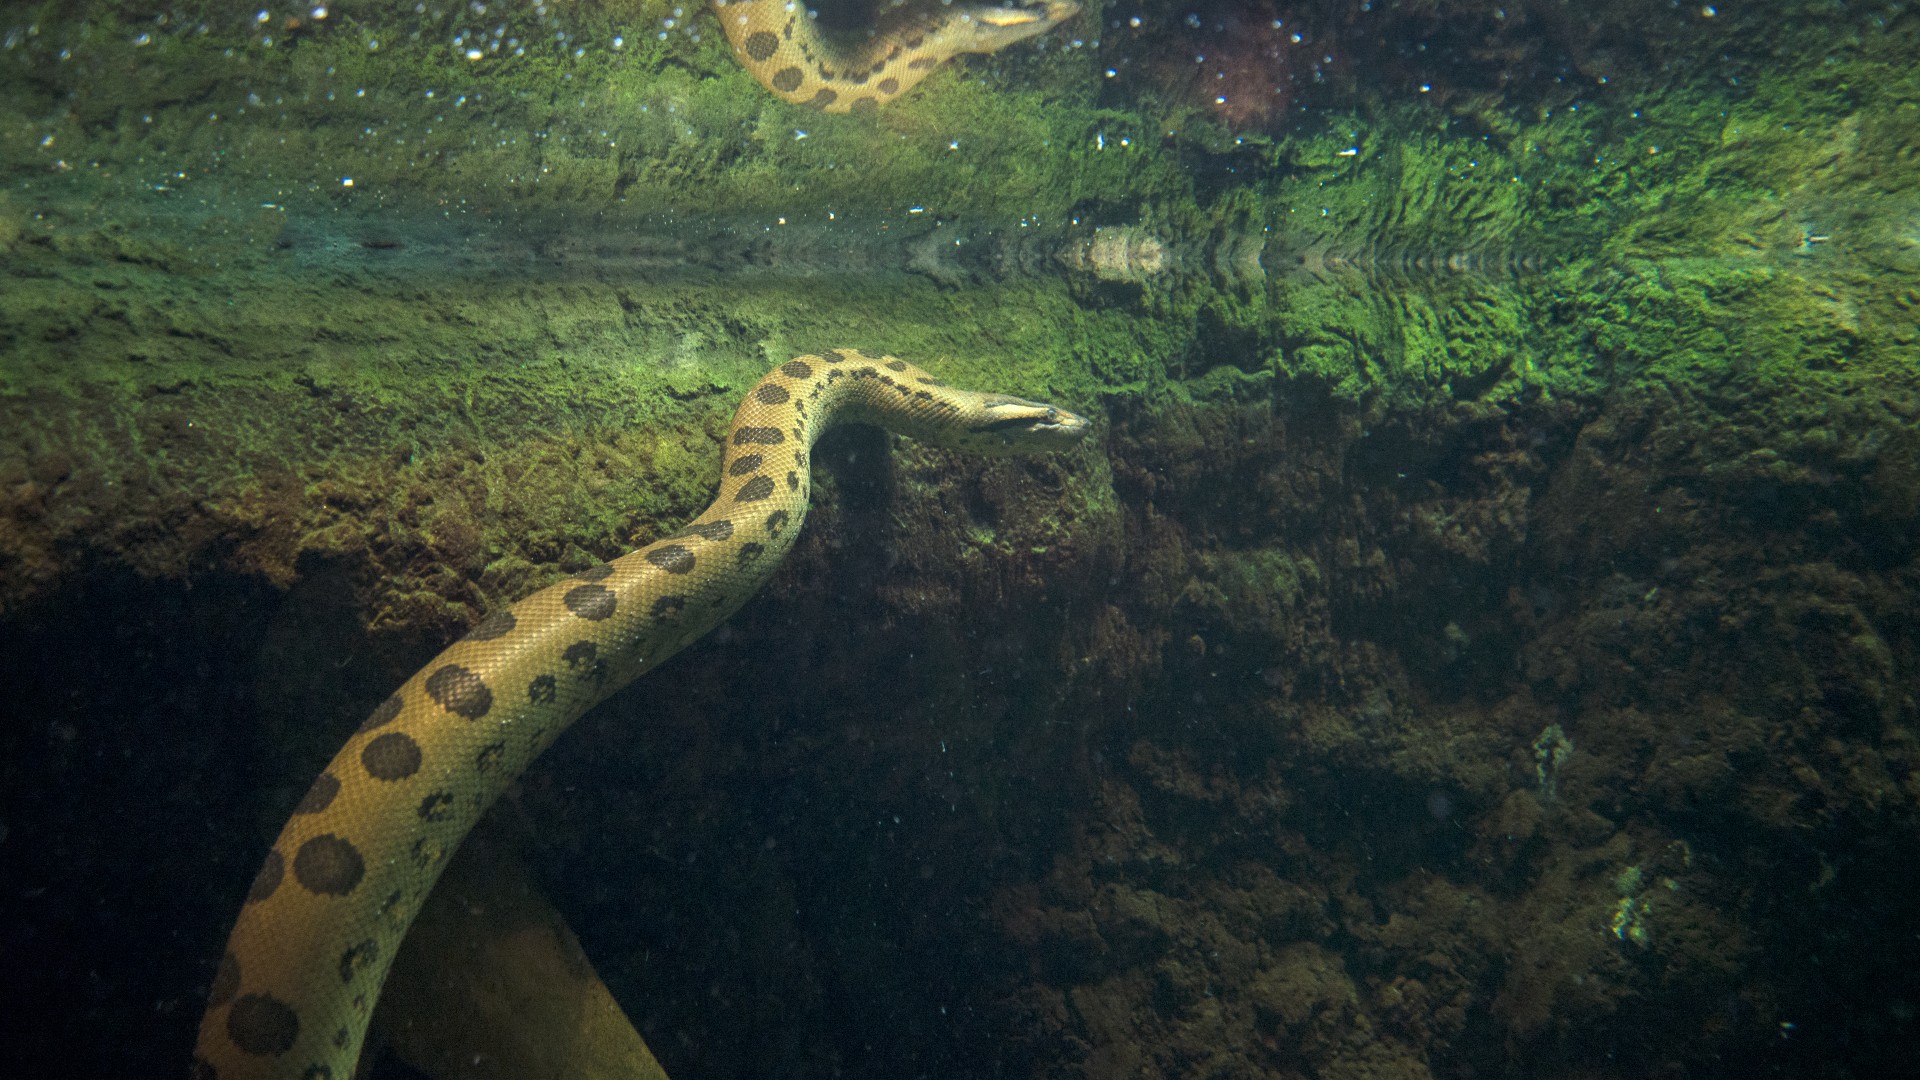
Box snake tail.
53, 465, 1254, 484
711, 0, 1081, 113
193, 351, 1088, 1080
373, 816, 671, 1080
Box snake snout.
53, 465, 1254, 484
966, 397, 1091, 452
1037, 405, 1093, 446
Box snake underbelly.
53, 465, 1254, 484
193, 352, 1087, 1080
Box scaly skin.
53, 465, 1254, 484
192, 351, 1088, 1080
711, 0, 1081, 112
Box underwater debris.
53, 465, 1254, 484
1611, 865, 1651, 948
1059, 224, 1172, 284
1532, 722, 1573, 800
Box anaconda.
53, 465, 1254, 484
193, 352, 1088, 1079
713, 0, 1080, 112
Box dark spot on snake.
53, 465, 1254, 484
729, 453, 764, 477
738, 542, 767, 565
294, 773, 340, 815
781, 359, 814, 379
735, 475, 775, 503
426, 665, 492, 719
465, 609, 517, 640
563, 640, 598, 672
417, 791, 455, 823
247, 850, 285, 903
651, 595, 687, 617
771, 66, 804, 93
905, 35, 925, 49
227, 992, 300, 1056
357, 693, 403, 734
917, 375, 945, 385
885, 359, 908, 371
878, 77, 900, 95
338, 939, 378, 984
766, 509, 790, 535
564, 583, 618, 619
908, 55, 936, 70
734, 425, 784, 445
210, 952, 241, 1008
361, 731, 423, 781
914, 389, 934, 400
645, 544, 696, 575
475, 741, 505, 772
528, 673, 557, 704
742, 29, 779, 61
754, 383, 791, 405
683, 519, 735, 540
294, 834, 365, 896
575, 562, 616, 581
809, 87, 838, 108
333, 1028, 351, 1050
787, 471, 799, 491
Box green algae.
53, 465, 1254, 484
0, 0, 1161, 613
1099, 1, 1918, 412
0, 3, 1167, 218
4, 0, 1919, 614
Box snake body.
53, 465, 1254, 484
712, 0, 1080, 112
193, 352, 1088, 1079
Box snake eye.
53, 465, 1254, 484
1046, 408, 1058, 421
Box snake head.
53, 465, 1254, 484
954, 1, 1082, 53
959, 395, 1092, 454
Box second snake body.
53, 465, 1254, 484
712, 0, 1080, 112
